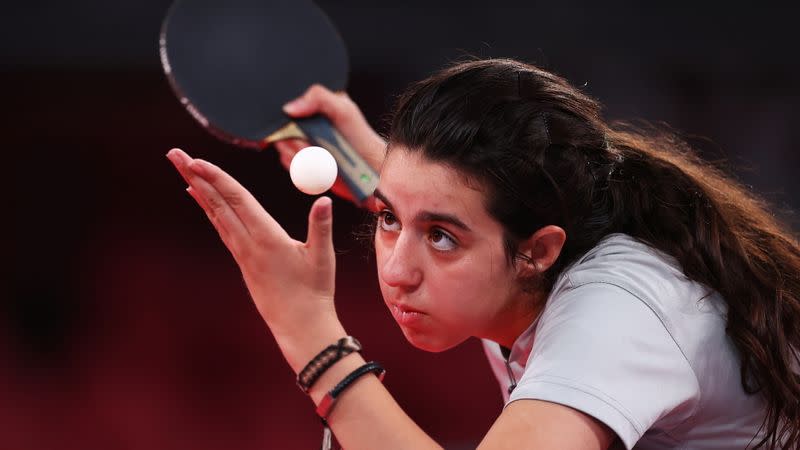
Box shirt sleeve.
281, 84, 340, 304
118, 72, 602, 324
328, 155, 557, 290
508, 281, 700, 449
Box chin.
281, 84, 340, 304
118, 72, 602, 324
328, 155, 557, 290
401, 327, 464, 353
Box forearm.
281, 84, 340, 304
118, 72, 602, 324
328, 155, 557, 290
168, 148, 433, 448
279, 328, 443, 450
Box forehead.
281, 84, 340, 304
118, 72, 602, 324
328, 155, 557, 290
377, 147, 489, 221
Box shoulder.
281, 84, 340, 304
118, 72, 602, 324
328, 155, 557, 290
508, 234, 766, 448
511, 234, 708, 448
549, 234, 736, 381
550, 234, 727, 347
554, 233, 693, 300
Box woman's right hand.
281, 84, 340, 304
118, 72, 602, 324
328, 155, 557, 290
167, 148, 346, 374
277, 85, 386, 208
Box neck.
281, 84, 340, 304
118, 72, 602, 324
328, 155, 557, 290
488, 291, 544, 349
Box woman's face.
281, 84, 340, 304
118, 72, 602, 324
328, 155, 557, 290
374, 148, 535, 351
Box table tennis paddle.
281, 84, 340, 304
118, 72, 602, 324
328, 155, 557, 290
159, 0, 378, 202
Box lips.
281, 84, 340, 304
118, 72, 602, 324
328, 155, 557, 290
390, 303, 426, 327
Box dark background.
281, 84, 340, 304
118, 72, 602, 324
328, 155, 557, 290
4, 1, 798, 449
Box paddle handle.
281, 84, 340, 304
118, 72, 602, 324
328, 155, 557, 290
295, 115, 379, 203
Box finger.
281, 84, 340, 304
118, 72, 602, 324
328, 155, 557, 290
274, 139, 307, 155
167, 148, 231, 208
188, 159, 291, 245
274, 139, 307, 171
281, 86, 386, 174
278, 152, 292, 171
167, 148, 201, 186
169, 149, 238, 232
186, 186, 240, 250
282, 84, 355, 123
305, 196, 335, 268
184, 172, 250, 254
169, 148, 231, 231
185, 185, 210, 212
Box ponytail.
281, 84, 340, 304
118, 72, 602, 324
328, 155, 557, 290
605, 126, 800, 449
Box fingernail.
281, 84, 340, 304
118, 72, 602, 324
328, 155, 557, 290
316, 196, 332, 220
282, 98, 308, 114
185, 186, 199, 203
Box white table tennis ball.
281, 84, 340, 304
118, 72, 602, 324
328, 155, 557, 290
289, 146, 338, 195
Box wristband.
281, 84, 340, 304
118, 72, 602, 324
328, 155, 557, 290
315, 361, 385, 450
316, 361, 386, 423
297, 336, 362, 394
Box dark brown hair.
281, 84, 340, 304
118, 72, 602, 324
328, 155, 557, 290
388, 58, 799, 448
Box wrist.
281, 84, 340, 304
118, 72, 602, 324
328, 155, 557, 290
307, 352, 367, 406
271, 318, 348, 374
296, 336, 362, 394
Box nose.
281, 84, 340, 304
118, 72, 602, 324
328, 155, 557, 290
378, 231, 423, 290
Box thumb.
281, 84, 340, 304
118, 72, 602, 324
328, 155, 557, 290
306, 196, 334, 265
282, 84, 353, 123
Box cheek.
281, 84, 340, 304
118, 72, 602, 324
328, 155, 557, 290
433, 254, 513, 312
427, 262, 491, 309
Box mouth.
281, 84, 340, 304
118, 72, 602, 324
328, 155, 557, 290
390, 303, 426, 326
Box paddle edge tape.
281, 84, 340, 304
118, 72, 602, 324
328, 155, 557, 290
158, 1, 262, 150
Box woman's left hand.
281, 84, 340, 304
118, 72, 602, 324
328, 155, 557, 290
167, 148, 346, 373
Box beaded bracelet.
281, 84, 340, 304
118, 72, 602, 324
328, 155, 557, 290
297, 336, 362, 394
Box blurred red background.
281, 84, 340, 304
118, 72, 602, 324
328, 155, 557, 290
4, 69, 503, 449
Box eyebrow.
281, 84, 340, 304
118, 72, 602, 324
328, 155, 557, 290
373, 189, 472, 232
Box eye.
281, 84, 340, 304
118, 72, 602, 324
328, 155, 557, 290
428, 228, 458, 252
377, 210, 401, 232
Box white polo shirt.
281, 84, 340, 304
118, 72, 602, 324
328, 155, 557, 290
482, 233, 767, 449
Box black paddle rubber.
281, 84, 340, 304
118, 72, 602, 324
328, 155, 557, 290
160, 0, 378, 201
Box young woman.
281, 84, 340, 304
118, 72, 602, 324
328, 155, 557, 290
167, 59, 799, 449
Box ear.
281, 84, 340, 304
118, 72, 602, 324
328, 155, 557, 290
516, 225, 566, 275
